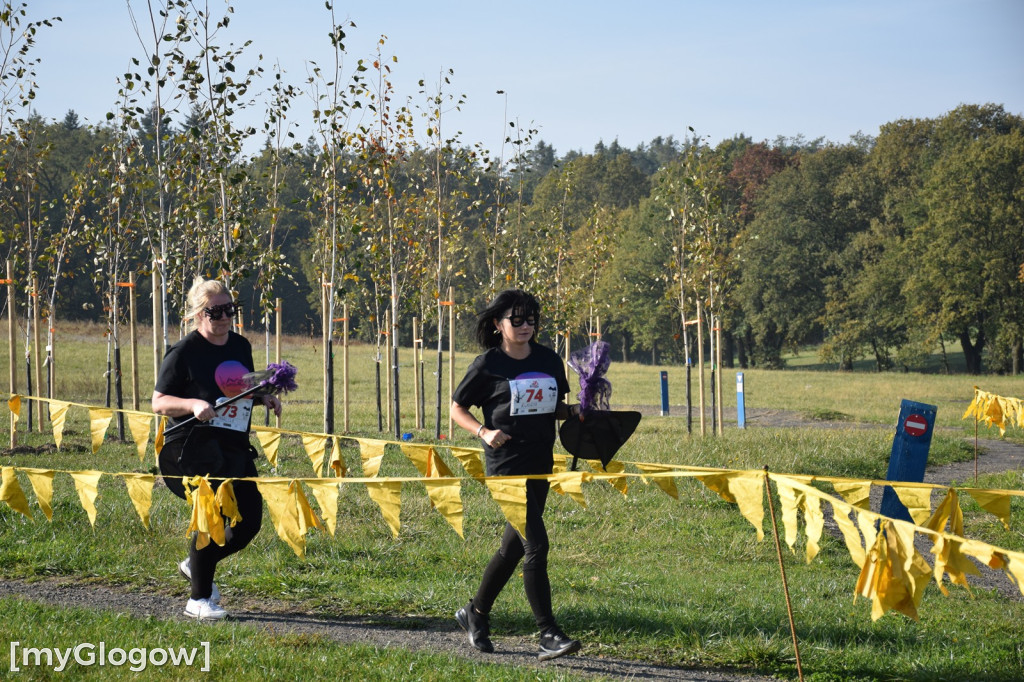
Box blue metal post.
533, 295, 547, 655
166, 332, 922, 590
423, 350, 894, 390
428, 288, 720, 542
736, 372, 746, 429
660, 371, 669, 416
879, 399, 938, 523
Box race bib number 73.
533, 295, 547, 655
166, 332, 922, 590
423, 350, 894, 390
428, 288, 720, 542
509, 376, 558, 416
208, 397, 253, 432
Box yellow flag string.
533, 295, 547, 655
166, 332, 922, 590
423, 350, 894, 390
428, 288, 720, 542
963, 387, 1024, 436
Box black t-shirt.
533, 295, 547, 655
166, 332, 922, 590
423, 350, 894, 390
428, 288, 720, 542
154, 330, 256, 445
452, 343, 569, 476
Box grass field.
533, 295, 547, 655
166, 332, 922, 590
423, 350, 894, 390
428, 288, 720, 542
1, 322, 1022, 680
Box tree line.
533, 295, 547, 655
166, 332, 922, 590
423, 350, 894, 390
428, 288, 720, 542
1, 2, 1022, 379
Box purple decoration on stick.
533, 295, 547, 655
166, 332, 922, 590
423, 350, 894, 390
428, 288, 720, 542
568, 341, 612, 415
265, 361, 299, 393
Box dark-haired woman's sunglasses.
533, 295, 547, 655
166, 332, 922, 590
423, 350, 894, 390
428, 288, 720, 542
203, 302, 242, 320
504, 315, 537, 328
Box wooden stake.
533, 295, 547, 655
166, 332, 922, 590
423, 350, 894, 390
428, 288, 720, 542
7, 261, 17, 448
696, 303, 706, 436
716, 323, 724, 435
275, 297, 282, 429
128, 280, 140, 411
764, 466, 805, 682
447, 286, 454, 439
413, 316, 422, 430
151, 262, 161, 393
31, 274, 42, 432
343, 301, 349, 433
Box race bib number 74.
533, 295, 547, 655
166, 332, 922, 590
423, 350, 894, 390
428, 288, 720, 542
509, 376, 558, 416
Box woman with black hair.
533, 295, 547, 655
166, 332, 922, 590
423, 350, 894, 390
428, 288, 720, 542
450, 289, 582, 661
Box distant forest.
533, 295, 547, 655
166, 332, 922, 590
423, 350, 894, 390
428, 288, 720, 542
1, 4, 1022, 375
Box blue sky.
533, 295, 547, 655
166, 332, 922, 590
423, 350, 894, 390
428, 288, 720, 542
27, 0, 1024, 156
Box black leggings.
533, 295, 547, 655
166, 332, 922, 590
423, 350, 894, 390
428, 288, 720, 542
473, 479, 556, 632
159, 440, 263, 601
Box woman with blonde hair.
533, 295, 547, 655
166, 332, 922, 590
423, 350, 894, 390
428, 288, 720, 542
153, 278, 281, 620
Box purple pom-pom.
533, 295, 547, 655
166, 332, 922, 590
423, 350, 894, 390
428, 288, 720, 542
266, 361, 299, 393
568, 341, 612, 415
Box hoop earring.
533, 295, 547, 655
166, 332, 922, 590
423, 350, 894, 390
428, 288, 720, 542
493, 328, 500, 335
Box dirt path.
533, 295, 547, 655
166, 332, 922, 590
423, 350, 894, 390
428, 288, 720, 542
2, 413, 1022, 681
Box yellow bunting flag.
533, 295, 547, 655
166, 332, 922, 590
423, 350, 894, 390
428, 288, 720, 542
551, 471, 589, 507
70, 470, 103, 526
424, 480, 464, 538
49, 401, 70, 450
924, 489, 964, 536
358, 439, 388, 477
154, 417, 165, 456
401, 443, 434, 475
127, 413, 153, 461
121, 473, 155, 530
697, 471, 765, 540
775, 478, 803, 553
449, 447, 486, 481
365, 480, 402, 537
484, 477, 527, 538
832, 479, 872, 510
965, 489, 1012, 530
306, 480, 340, 536
929, 535, 980, 595
0, 466, 32, 518
802, 489, 825, 563
329, 438, 346, 477
215, 481, 242, 529
22, 468, 55, 521
599, 460, 629, 496
256, 479, 322, 559
88, 408, 114, 454
185, 477, 225, 550
634, 463, 679, 500
830, 499, 867, 568
889, 485, 934, 525
855, 521, 931, 621
1004, 553, 1024, 596
302, 435, 328, 476
256, 430, 282, 468
8, 394, 20, 425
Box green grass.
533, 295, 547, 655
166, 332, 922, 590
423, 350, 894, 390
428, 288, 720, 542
1, 322, 1023, 680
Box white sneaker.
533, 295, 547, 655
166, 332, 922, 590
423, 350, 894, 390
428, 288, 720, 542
184, 598, 228, 621
178, 558, 221, 604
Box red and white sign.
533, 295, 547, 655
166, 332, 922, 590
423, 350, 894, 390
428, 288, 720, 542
904, 414, 929, 437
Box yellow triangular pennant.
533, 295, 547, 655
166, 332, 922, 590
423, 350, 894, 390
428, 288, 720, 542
830, 498, 867, 568
449, 446, 486, 481
121, 473, 155, 530
358, 439, 388, 478
832, 479, 872, 509
302, 434, 328, 477
401, 443, 433, 475
551, 471, 589, 507
964, 489, 1011, 530
697, 471, 765, 540
22, 467, 55, 521
423, 479, 464, 538
49, 401, 70, 450
306, 480, 340, 536
0, 466, 32, 518
484, 477, 527, 538
634, 463, 679, 499
8, 394, 21, 425
329, 438, 346, 477
184, 476, 224, 549
365, 480, 402, 537
889, 485, 934, 525
69, 470, 103, 526
127, 413, 153, 461
255, 429, 282, 468
88, 408, 114, 454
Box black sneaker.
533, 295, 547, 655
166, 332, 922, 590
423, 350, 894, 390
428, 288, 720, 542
538, 627, 581, 661
455, 601, 494, 653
